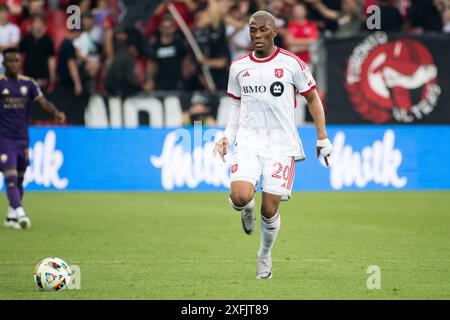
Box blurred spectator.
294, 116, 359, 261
444, 6, 450, 33
183, 92, 216, 125
90, 0, 113, 46
376, 0, 404, 32
0, 0, 22, 24
307, 0, 340, 32
224, 4, 251, 60
74, 12, 100, 81
0, 3, 20, 73
104, 29, 147, 98
102, 15, 117, 61
78, 0, 93, 14
19, 0, 47, 36
145, 0, 198, 40
147, 15, 188, 91
305, 0, 364, 37
408, 0, 443, 33
285, 3, 319, 65
55, 29, 88, 125
19, 14, 56, 92
434, 0, 450, 32
46, 0, 70, 10
192, 2, 230, 91
237, 0, 265, 16
434, 0, 450, 12
267, 0, 288, 48
444, 9, 450, 32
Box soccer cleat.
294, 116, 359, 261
17, 215, 31, 229
4, 217, 21, 229
241, 199, 255, 235
256, 255, 272, 279
15, 207, 31, 229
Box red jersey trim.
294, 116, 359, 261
249, 47, 280, 63
231, 53, 250, 65
293, 85, 297, 109
227, 92, 241, 100
280, 49, 308, 71
300, 84, 317, 96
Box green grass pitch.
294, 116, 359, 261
0, 191, 449, 299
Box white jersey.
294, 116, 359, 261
227, 47, 317, 160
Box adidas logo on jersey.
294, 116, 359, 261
242, 71, 250, 77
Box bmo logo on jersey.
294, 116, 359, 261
270, 82, 284, 97
242, 85, 267, 94
242, 82, 285, 96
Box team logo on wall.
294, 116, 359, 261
345, 32, 441, 123
274, 68, 283, 78
270, 82, 284, 97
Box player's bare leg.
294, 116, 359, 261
256, 192, 282, 279
229, 181, 256, 235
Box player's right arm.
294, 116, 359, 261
214, 62, 241, 162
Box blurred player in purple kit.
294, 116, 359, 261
0, 47, 65, 229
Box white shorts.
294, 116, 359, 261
230, 153, 296, 201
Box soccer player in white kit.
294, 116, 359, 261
214, 11, 333, 279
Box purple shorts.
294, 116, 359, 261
0, 138, 29, 172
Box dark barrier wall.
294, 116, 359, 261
325, 32, 450, 124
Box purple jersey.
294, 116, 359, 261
0, 74, 43, 141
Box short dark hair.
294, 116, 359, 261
30, 13, 46, 23
0, 3, 9, 11
3, 47, 20, 56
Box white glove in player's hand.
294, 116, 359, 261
316, 138, 333, 167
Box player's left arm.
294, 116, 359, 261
35, 96, 66, 124
30, 80, 66, 123
304, 89, 333, 166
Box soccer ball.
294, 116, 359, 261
34, 257, 72, 291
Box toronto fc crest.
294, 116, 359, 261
274, 68, 283, 78
345, 32, 441, 123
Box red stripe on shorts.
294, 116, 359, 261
287, 158, 295, 191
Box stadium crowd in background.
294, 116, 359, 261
0, 0, 449, 125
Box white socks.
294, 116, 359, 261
7, 207, 15, 219
229, 198, 281, 257
15, 207, 26, 218
6, 207, 25, 219
258, 212, 281, 258
229, 197, 255, 212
